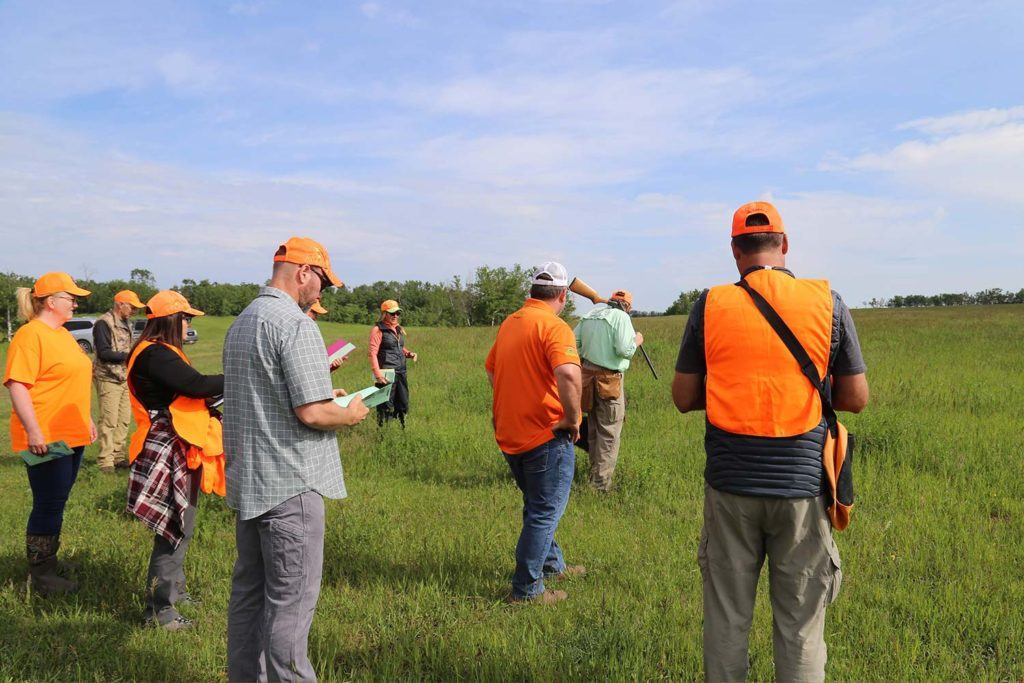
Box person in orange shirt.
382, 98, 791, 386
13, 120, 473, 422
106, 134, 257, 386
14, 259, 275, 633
369, 300, 417, 427
125, 291, 224, 631
3, 272, 96, 596
485, 262, 584, 604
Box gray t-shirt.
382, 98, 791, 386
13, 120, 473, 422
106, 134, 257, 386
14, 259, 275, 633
675, 273, 867, 376
223, 287, 345, 521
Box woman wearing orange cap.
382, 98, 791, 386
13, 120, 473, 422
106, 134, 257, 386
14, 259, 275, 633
369, 299, 417, 427
125, 290, 225, 631
3, 272, 96, 596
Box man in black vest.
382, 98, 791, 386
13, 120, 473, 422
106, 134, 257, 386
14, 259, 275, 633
672, 201, 869, 682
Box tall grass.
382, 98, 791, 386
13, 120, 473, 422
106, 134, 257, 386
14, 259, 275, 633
0, 306, 1021, 681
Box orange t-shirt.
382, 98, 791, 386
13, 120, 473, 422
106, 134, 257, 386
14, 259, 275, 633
485, 299, 580, 455
4, 319, 93, 451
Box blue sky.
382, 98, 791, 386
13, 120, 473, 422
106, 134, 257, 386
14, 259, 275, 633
1, 0, 1021, 309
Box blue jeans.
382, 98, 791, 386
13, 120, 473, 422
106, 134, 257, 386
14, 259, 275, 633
504, 433, 575, 599
25, 446, 84, 536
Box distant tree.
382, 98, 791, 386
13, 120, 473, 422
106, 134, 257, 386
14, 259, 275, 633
469, 265, 531, 326
665, 289, 703, 315
0, 272, 33, 340
130, 268, 157, 290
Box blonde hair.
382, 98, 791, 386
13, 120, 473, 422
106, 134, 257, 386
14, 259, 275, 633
15, 287, 47, 322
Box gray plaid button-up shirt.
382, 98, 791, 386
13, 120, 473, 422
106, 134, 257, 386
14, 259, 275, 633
223, 287, 346, 520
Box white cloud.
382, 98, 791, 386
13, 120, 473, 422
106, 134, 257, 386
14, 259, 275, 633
829, 105, 1024, 206
899, 106, 1024, 136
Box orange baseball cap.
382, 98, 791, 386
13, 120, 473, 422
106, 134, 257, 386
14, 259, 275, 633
273, 237, 343, 287
114, 290, 145, 308
145, 290, 204, 319
380, 300, 401, 314
609, 290, 633, 307
731, 201, 785, 237
33, 272, 91, 298
310, 300, 328, 315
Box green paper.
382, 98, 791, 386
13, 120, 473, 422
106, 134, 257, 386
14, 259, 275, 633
19, 441, 76, 466
334, 381, 394, 409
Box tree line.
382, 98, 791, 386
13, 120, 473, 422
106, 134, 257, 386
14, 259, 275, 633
865, 288, 1024, 308
0, 266, 578, 339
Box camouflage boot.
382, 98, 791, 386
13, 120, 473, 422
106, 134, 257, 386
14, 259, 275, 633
27, 534, 79, 596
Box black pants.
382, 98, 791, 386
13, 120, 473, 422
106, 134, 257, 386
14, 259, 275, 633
26, 447, 84, 535
377, 370, 409, 423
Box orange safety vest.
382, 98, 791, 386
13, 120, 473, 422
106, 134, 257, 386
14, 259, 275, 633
704, 268, 834, 437
127, 341, 226, 496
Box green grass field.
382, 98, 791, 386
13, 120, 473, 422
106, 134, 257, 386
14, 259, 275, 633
0, 306, 1022, 681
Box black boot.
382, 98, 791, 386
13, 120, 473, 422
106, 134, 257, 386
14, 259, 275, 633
27, 534, 78, 596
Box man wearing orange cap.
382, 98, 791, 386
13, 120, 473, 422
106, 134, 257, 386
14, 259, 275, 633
92, 289, 146, 473
573, 289, 643, 491
672, 202, 869, 682
224, 237, 369, 682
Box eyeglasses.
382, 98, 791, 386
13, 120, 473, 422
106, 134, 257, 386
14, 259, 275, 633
308, 266, 331, 292
51, 294, 77, 306
183, 314, 194, 323
387, 311, 400, 316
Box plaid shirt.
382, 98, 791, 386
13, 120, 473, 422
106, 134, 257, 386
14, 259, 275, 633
126, 413, 194, 548
223, 287, 345, 521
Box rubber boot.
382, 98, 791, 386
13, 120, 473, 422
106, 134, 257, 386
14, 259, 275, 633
27, 534, 79, 596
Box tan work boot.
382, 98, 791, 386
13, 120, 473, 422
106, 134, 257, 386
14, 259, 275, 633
549, 565, 587, 581
27, 534, 79, 596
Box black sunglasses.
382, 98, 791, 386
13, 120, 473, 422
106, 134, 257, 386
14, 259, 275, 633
183, 314, 194, 323
310, 267, 331, 292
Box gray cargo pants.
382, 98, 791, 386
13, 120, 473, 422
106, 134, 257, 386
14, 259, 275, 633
227, 491, 325, 683
698, 485, 842, 683
143, 473, 197, 625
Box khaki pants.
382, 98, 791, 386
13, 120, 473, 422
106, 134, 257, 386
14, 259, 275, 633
94, 379, 131, 468
698, 485, 842, 683
587, 384, 624, 491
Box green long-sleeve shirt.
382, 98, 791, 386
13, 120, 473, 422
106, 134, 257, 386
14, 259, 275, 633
573, 303, 638, 372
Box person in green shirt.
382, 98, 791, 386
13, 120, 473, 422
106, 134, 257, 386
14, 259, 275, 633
573, 290, 643, 491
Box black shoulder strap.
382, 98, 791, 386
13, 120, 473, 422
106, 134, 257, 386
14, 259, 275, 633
735, 278, 838, 435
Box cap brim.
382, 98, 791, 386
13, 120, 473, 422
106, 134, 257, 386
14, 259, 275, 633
68, 285, 91, 296
325, 266, 343, 288
186, 307, 204, 317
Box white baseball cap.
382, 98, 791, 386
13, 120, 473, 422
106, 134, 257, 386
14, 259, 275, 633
531, 261, 569, 287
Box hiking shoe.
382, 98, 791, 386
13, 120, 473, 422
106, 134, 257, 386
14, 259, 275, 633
114, 460, 131, 469
99, 465, 116, 474
506, 589, 568, 605
146, 616, 194, 631
176, 592, 202, 607
548, 565, 587, 581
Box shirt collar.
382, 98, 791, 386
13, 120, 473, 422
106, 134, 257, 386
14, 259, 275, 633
741, 265, 796, 279
259, 286, 292, 300
523, 298, 556, 315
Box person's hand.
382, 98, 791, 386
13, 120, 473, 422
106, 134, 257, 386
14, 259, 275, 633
635, 332, 644, 346
343, 394, 370, 425
89, 420, 98, 444
329, 358, 343, 372
552, 416, 580, 443
410, 352, 418, 363
373, 371, 389, 385
27, 429, 48, 455
332, 388, 348, 398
